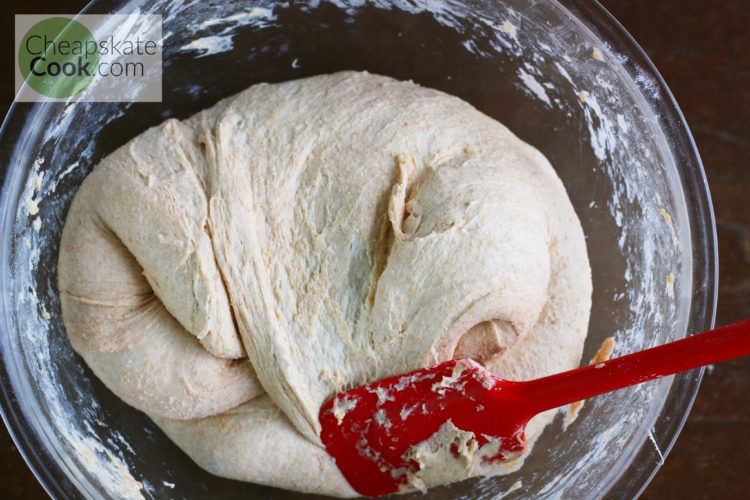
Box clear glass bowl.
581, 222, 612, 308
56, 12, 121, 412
0, 1, 717, 498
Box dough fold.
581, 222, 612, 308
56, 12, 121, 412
58, 119, 262, 420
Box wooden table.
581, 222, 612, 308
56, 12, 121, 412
0, 1, 747, 497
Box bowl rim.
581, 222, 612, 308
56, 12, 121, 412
558, 1, 718, 498
0, 1, 718, 499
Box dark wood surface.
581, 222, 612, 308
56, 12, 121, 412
0, 1, 747, 498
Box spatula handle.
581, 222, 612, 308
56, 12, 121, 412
520, 319, 750, 415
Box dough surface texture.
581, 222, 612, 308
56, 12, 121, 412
58, 71, 592, 496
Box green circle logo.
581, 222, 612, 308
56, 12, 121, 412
18, 17, 99, 98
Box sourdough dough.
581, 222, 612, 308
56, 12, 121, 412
58, 72, 592, 496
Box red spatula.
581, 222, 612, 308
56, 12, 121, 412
320, 319, 750, 497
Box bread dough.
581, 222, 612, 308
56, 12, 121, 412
58, 72, 592, 496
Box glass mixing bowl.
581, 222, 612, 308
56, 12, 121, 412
0, 0, 717, 498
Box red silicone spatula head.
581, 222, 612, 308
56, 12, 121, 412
319, 359, 530, 497
320, 319, 750, 497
